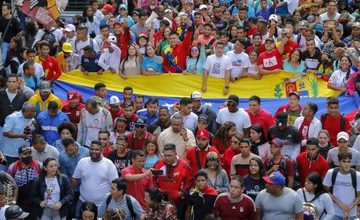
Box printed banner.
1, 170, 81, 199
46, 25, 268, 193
18, 0, 67, 26
58, 70, 341, 99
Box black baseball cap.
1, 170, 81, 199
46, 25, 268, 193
227, 94, 239, 105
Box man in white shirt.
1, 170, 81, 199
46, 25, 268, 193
216, 94, 252, 137
98, 36, 121, 74
227, 38, 250, 80
94, 24, 112, 49
172, 97, 198, 133
72, 140, 118, 215
77, 98, 113, 148
202, 41, 232, 95
64, 24, 77, 49
74, 24, 100, 57
17, 49, 45, 79
31, 134, 59, 163
319, 0, 340, 23
157, 114, 195, 158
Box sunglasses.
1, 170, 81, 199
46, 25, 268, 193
135, 124, 145, 128
191, 48, 199, 52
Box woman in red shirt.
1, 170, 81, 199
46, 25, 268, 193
213, 121, 237, 155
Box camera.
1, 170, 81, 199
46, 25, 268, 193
150, 169, 164, 175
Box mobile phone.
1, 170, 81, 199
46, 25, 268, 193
151, 169, 163, 175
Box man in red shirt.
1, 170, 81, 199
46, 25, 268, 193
62, 91, 85, 125
186, 128, 219, 175
121, 150, 153, 209
257, 38, 283, 75
321, 97, 350, 147
163, 18, 193, 73
35, 41, 62, 82
153, 143, 191, 219
98, 130, 113, 157
213, 175, 257, 220
121, 100, 138, 132
296, 138, 329, 187
246, 95, 275, 135
108, 95, 124, 121
245, 33, 265, 54
127, 117, 155, 151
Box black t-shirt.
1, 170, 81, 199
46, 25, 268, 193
267, 125, 301, 144
0, 16, 21, 43
107, 149, 133, 176
243, 175, 266, 201
188, 191, 217, 220
302, 48, 322, 70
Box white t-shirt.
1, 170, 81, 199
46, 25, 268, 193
216, 107, 252, 133
227, 51, 250, 79
84, 110, 108, 147
44, 176, 60, 208
327, 147, 360, 167
98, 44, 122, 73
74, 38, 100, 56
73, 157, 118, 206
319, 12, 340, 24
323, 169, 360, 217
204, 54, 232, 78
17, 62, 45, 79
329, 69, 354, 88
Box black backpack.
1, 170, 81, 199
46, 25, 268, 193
329, 167, 357, 198
41, 29, 56, 45
105, 194, 136, 220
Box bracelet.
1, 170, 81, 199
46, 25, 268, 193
224, 85, 229, 89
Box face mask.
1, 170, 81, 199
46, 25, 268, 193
21, 156, 32, 165
321, 59, 328, 65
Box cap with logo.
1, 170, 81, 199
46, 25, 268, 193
276, 112, 288, 126
196, 128, 210, 139
39, 81, 51, 92
263, 171, 285, 187
67, 91, 80, 103
337, 131, 349, 141
198, 114, 208, 123
135, 117, 146, 126
185, 0, 194, 4
269, 14, 278, 22
269, 138, 284, 148
18, 145, 32, 155
109, 96, 121, 106
62, 42, 73, 53
191, 91, 202, 100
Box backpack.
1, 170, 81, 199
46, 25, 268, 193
41, 29, 56, 45
320, 113, 346, 131
266, 155, 296, 176
106, 194, 136, 220
329, 167, 357, 198
301, 188, 322, 220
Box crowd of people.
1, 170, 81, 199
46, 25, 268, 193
0, 0, 360, 219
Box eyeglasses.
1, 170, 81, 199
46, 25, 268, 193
191, 48, 199, 52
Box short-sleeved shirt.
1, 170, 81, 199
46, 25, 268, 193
257, 50, 283, 71
107, 150, 133, 176
216, 108, 252, 133
255, 187, 303, 220
72, 157, 118, 205
323, 168, 360, 217
141, 56, 163, 73
227, 51, 250, 79
214, 193, 257, 220
98, 193, 144, 219
81, 53, 102, 72
327, 147, 360, 168
204, 54, 232, 78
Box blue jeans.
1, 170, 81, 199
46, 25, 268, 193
1, 42, 9, 65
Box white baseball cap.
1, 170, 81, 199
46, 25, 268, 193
199, 4, 208, 10
109, 96, 120, 106
108, 35, 117, 43
64, 24, 76, 32
337, 131, 349, 141
191, 91, 202, 100
269, 14, 279, 22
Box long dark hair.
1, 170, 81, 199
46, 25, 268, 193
307, 172, 326, 196
249, 157, 266, 178
83, 6, 94, 22
121, 45, 139, 73
39, 157, 60, 180
340, 55, 353, 80
250, 124, 267, 144
215, 121, 236, 147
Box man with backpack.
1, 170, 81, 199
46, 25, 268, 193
323, 152, 360, 220
34, 26, 63, 56
264, 138, 296, 189
321, 97, 351, 147
98, 178, 144, 219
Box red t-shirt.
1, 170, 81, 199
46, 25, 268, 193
257, 49, 283, 70
127, 132, 155, 151
62, 103, 85, 124
214, 193, 257, 220
102, 145, 112, 157
222, 147, 241, 177
108, 107, 124, 123
245, 44, 265, 54
322, 113, 350, 147
121, 165, 153, 209
296, 152, 329, 187
213, 137, 231, 155
186, 146, 219, 175
245, 108, 275, 135
283, 40, 299, 58
37, 55, 62, 81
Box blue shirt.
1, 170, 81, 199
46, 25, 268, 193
283, 60, 306, 75
141, 56, 163, 73
144, 154, 160, 169
116, 15, 135, 27
230, 5, 256, 18
37, 111, 70, 146
137, 109, 158, 128
255, 7, 274, 20
23, 74, 41, 91
58, 146, 89, 180
81, 53, 102, 72
2, 111, 35, 157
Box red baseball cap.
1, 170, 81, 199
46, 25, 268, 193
67, 91, 79, 103
102, 4, 114, 14
196, 128, 210, 139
